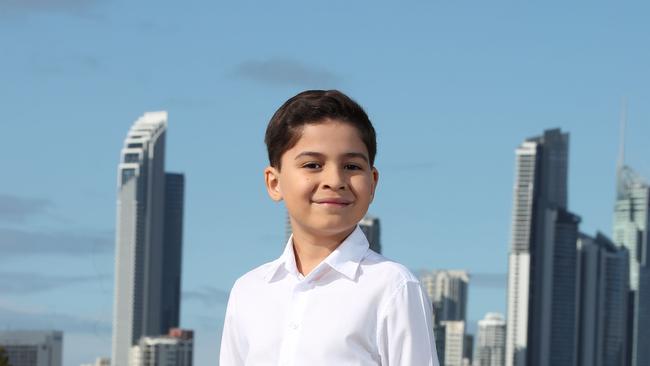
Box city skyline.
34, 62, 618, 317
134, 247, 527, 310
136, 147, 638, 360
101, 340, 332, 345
2, 2, 650, 365
2, 113, 645, 366
504, 125, 646, 366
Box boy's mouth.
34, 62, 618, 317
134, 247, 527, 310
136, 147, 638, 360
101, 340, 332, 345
312, 198, 352, 207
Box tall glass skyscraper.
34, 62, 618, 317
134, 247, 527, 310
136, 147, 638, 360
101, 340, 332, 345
576, 232, 629, 366
111, 112, 185, 366
613, 164, 650, 366
505, 129, 580, 366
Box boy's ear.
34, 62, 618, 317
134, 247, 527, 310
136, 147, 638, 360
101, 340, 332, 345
264, 166, 283, 201
370, 167, 379, 202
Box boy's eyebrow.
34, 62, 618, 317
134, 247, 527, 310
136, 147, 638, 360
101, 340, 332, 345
295, 151, 369, 163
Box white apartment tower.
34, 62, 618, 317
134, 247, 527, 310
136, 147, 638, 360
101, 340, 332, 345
477, 313, 506, 366
129, 329, 193, 366
81, 358, 111, 366
112, 112, 185, 366
440, 321, 466, 366
0, 330, 63, 366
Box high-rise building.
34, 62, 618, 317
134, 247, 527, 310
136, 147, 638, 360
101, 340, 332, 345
434, 324, 447, 364
505, 129, 580, 366
613, 163, 650, 366
576, 232, 629, 366
161, 172, 185, 334
440, 321, 466, 366
420, 270, 470, 366
129, 329, 193, 366
112, 112, 185, 366
0, 330, 63, 366
463, 334, 474, 366
477, 313, 506, 366
359, 215, 381, 253
420, 270, 469, 324
81, 357, 110, 366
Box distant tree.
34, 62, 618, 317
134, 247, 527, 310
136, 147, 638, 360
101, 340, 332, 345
0, 346, 10, 366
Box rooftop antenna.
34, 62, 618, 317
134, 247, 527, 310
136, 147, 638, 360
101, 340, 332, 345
618, 98, 627, 170
617, 98, 628, 198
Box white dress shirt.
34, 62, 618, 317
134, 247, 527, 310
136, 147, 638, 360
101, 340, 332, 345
220, 226, 439, 366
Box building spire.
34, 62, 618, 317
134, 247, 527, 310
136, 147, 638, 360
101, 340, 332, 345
617, 98, 629, 199
618, 98, 627, 171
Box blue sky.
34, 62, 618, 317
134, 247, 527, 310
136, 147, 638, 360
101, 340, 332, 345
2, 1, 650, 365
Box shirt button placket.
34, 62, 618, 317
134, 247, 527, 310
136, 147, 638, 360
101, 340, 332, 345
278, 282, 309, 366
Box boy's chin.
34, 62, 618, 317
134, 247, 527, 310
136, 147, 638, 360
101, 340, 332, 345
305, 220, 360, 237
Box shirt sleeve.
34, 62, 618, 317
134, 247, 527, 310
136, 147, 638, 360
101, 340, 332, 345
220, 281, 245, 366
377, 280, 440, 366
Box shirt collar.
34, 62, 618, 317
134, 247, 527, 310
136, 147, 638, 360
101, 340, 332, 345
264, 225, 370, 283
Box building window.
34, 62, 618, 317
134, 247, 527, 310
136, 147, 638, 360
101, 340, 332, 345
122, 168, 136, 184
124, 153, 139, 163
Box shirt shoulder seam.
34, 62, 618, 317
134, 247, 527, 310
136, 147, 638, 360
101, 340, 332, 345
377, 278, 420, 320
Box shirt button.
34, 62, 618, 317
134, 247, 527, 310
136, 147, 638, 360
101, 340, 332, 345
289, 322, 298, 330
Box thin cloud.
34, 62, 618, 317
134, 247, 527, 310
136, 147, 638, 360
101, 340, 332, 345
381, 161, 436, 172
232, 59, 341, 87
133, 19, 179, 34
183, 286, 230, 307
81, 56, 104, 71
0, 227, 112, 259
416, 270, 507, 289
0, 0, 101, 16
162, 97, 214, 109
0, 194, 52, 223
25, 55, 106, 78
470, 272, 507, 289
0, 305, 110, 334
192, 314, 224, 332
0, 272, 110, 294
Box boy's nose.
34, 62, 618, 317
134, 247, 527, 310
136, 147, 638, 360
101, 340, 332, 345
322, 167, 347, 190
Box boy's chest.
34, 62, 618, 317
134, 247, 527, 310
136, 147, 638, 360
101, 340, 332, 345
237, 278, 384, 365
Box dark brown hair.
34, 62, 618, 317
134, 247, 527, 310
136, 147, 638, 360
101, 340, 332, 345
264, 90, 377, 169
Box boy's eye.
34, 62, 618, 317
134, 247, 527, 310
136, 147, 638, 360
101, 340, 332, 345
344, 164, 362, 170
302, 162, 322, 169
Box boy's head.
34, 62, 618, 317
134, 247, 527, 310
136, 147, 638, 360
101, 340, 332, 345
264, 90, 379, 238
264, 90, 376, 170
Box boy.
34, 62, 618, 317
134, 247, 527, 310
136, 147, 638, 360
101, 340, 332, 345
220, 90, 439, 366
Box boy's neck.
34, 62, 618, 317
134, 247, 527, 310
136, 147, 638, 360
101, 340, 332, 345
291, 226, 356, 276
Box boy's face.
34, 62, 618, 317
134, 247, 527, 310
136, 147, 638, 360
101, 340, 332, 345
264, 120, 379, 239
